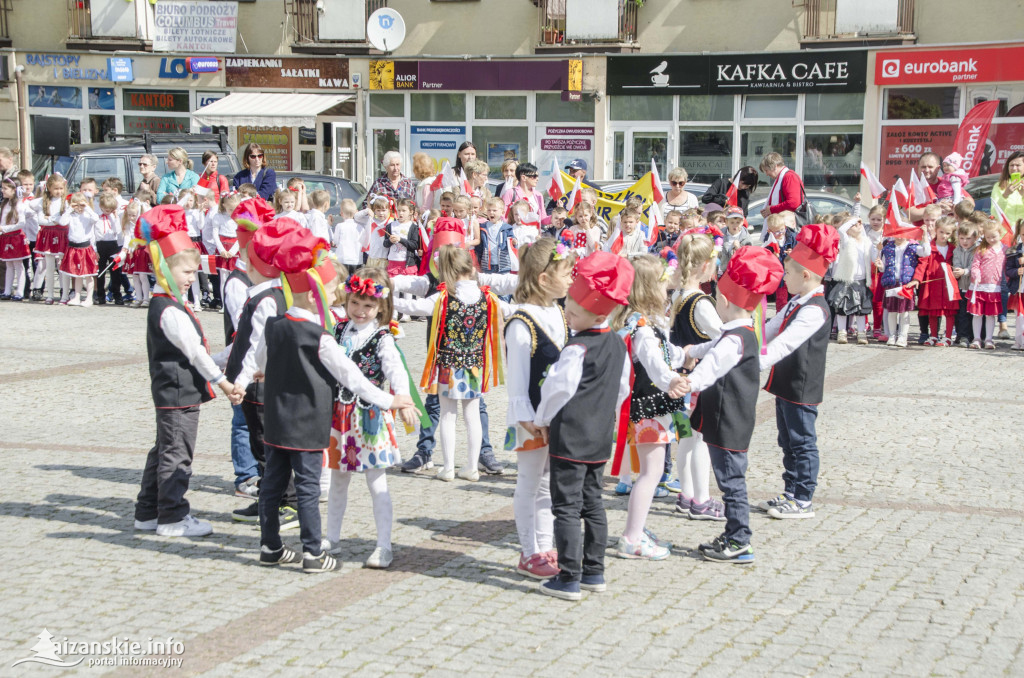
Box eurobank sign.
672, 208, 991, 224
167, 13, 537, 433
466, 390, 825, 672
874, 44, 1024, 85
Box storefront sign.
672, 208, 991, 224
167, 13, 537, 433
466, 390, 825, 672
198, 92, 227, 109
607, 51, 867, 95
107, 57, 134, 83
187, 57, 220, 74
153, 0, 238, 53
879, 123, 1024, 181
537, 127, 595, 184
410, 126, 465, 167
225, 57, 350, 89
123, 89, 190, 113
124, 115, 190, 133
875, 45, 1024, 85
237, 127, 292, 172
369, 60, 577, 91
25, 53, 109, 81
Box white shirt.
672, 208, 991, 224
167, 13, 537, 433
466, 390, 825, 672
760, 286, 828, 371
513, 224, 540, 246
152, 284, 225, 385
306, 209, 330, 242
686, 318, 753, 393
278, 209, 307, 228
333, 217, 364, 266
505, 304, 567, 425
387, 220, 413, 262
672, 288, 723, 341
631, 317, 687, 393
185, 209, 204, 239
200, 208, 218, 255
30, 197, 64, 228
210, 213, 238, 256
95, 210, 123, 243
236, 306, 395, 412
391, 272, 520, 301
19, 198, 38, 240
533, 322, 632, 428
0, 202, 25, 236
234, 278, 283, 385
336, 319, 410, 396
222, 260, 250, 334
59, 207, 99, 245
362, 218, 389, 260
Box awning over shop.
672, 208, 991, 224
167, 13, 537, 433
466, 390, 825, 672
191, 93, 351, 128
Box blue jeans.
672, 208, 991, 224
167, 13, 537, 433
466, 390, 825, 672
775, 398, 820, 502
230, 403, 258, 484
259, 447, 323, 555
416, 393, 493, 459
999, 278, 1009, 323
707, 444, 750, 545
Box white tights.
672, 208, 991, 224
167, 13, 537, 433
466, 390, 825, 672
513, 449, 552, 557
324, 468, 392, 549
888, 311, 911, 341
3, 260, 25, 296
678, 430, 712, 504
836, 315, 866, 334
972, 315, 996, 343
438, 395, 481, 473
133, 274, 151, 304
622, 443, 665, 543
1016, 313, 1024, 347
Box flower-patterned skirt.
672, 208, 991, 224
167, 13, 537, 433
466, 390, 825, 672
504, 423, 548, 454
437, 366, 483, 400
328, 400, 401, 472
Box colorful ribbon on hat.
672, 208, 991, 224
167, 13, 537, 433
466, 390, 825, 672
148, 239, 184, 304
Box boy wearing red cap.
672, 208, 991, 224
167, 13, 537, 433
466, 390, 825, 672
682, 246, 784, 563
759, 223, 840, 520
134, 205, 238, 538
233, 230, 413, 572
531, 251, 636, 600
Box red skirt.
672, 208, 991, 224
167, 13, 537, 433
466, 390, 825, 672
36, 225, 69, 256
216, 236, 237, 271
125, 247, 152, 275
59, 244, 98, 278
1007, 293, 1024, 316
0, 231, 30, 261
967, 290, 1002, 316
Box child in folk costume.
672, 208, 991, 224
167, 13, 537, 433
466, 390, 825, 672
612, 255, 689, 561
58, 192, 100, 307
504, 239, 575, 581
30, 174, 69, 304
913, 216, 961, 346
532, 251, 635, 601
134, 205, 237, 537
0, 178, 30, 300
759, 224, 840, 521
323, 268, 417, 570
876, 229, 931, 348
120, 201, 151, 308
680, 246, 783, 563
828, 216, 876, 345
559, 201, 602, 278
968, 220, 1008, 350
394, 244, 506, 482
669, 233, 725, 521
866, 205, 887, 340
1004, 219, 1024, 350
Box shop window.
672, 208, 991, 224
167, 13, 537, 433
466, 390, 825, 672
28, 86, 82, 109
88, 88, 115, 111
679, 95, 732, 122
472, 126, 529, 176
740, 127, 796, 172
803, 126, 863, 198
370, 93, 405, 118
373, 129, 401, 170
884, 87, 960, 120
610, 95, 672, 121
410, 93, 466, 122
805, 93, 864, 121
678, 128, 732, 184
475, 96, 527, 120
967, 86, 1024, 118
89, 115, 115, 144
536, 93, 595, 123
743, 95, 798, 120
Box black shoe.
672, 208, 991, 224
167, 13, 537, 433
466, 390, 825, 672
232, 501, 259, 522
400, 452, 435, 473
917, 332, 928, 345
259, 545, 302, 567
279, 506, 300, 531
478, 451, 505, 475
113, 299, 124, 306
210, 300, 222, 310
302, 550, 343, 573
697, 535, 754, 564
200, 295, 211, 309
30, 289, 43, 302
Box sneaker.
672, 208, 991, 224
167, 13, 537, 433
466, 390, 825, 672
614, 481, 633, 496
936, 337, 951, 347
259, 545, 302, 566
302, 550, 343, 574
698, 535, 754, 564
30, 289, 43, 302
660, 475, 682, 494
400, 452, 435, 473
365, 546, 393, 569
457, 467, 480, 482
539, 578, 581, 601
155, 514, 213, 537
674, 493, 693, 514
320, 538, 342, 556
688, 497, 727, 521
643, 527, 672, 550
134, 518, 157, 530
580, 574, 607, 592
477, 451, 505, 475
767, 498, 815, 519
436, 468, 455, 482
234, 477, 259, 499
886, 335, 896, 346
998, 327, 1011, 340
857, 336, 869, 345
756, 493, 791, 512
836, 331, 848, 344
872, 330, 884, 342
653, 485, 670, 499
12, 295, 22, 302
876, 333, 889, 343
517, 552, 559, 580
232, 501, 259, 522
917, 332, 928, 345
895, 335, 908, 348
924, 336, 938, 346
617, 533, 670, 560
279, 506, 300, 530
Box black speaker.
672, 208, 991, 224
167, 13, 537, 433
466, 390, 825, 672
33, 116, 71, 156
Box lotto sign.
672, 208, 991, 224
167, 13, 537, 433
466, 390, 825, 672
875, 45, 1024, 85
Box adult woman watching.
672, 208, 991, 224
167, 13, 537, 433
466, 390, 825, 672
138, 154, 160, 196
495, 158, 518, 199
453, 141, 477, 176
661, 166, 699, 216
759, 152, 804, 218
701, 166, 759, 217
412, 152, 437, 208
364, 150, 415, 207
500, 162, 544, 216
156, 147, 200, 202
196, 150, 229, 202
464, 159, 492, 200
991, 151, 1024, 225
232, 143, 277, 201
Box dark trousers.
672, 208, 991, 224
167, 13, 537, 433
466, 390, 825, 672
415, 393, 493, 458
708, 444, 751, 545
955, 298, 974, 342
241, 386, 297, 507
135, 406, 200, 524
775, 398, 820, 502
549, 457, 607, 583
95, 240, 122, 302
23, 243, 34, 296
259, 446, 323, 555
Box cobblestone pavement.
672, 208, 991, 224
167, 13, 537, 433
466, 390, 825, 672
1, 301, 1023, 677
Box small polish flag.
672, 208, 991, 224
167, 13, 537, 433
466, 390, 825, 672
650, 159, 665, 204
645, 202, 663, 248
199, 254, 216, 275
859, 162, 887, 199
725, 180, 739, 208
883, 192, 922, 240
992, 200, 1016, 247
458, 168, 472, 195
891, 178, 910, 210
546, 157, 565, 202
909, 169, 935, 208
566, 175, 583, 213
603, 223, 623, 255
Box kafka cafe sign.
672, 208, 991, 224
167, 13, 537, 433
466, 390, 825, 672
607, 50, 867, 95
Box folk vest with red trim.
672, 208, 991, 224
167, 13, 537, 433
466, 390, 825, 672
147, 294, 215, 408
764, 294, 830, 405
690, 324, 759, 452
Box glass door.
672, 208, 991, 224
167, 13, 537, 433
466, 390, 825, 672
739, 127, 797, 173
370, 125, 404, 183
611, 129, 670, 180
324, 121, 356, 179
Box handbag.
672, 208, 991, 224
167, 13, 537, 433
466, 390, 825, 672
793, 182, 816, 227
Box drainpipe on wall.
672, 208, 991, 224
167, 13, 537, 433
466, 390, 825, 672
14, 65, 30, 169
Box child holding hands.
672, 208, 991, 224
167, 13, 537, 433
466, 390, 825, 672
968, 220, 1007, 349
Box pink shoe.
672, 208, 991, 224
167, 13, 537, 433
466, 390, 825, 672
516, 552, 559, 580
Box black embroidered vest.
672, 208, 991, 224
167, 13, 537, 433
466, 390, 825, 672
504, 308, 567, 410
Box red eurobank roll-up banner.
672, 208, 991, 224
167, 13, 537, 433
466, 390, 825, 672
952, 100, 1000, 178
875, 45, 1024, 85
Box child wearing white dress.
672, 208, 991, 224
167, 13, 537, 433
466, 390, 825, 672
828, 217, 875, 344
30, 174, 69, 304
58, 192, 100, 306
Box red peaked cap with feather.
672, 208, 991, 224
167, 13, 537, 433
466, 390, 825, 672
248, 217, 302, 278
272, 228, 336, 293
718, 245, 784, 311
232, 197, 275, 249
567, 250, 634, 316
140, 204, 191, 259
789, 222, 840, 278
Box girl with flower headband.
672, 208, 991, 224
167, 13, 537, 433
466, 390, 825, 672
29, 173, 69, 303
610, 254, 689, 561
322, 267, 419, 569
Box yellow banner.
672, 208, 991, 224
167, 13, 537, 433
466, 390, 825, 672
559, 171, 659, 225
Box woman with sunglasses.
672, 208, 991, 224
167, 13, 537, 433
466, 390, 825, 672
138, 154, 160, 196
661, 167, 700, 217
156, 147, 200, 202
232, 143, 277, 201
500, 162, 544, 217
